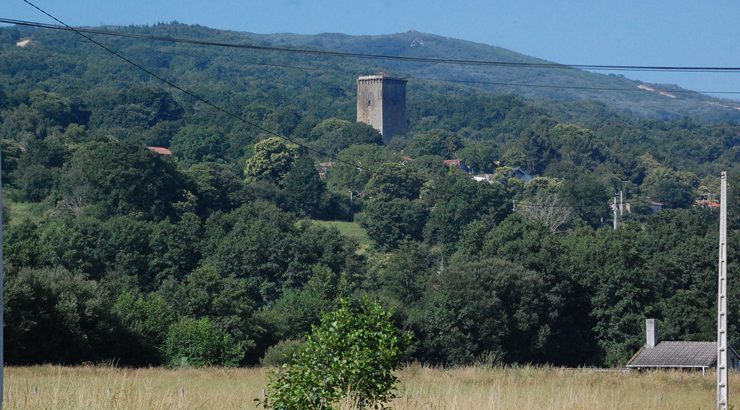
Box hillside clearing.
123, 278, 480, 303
310, 219, 371, 253
4, 365, 735, 409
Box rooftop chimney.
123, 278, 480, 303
646, 319, 658, 348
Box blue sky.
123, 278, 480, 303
4, 0, 740, 98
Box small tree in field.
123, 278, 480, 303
261, 298, 411, 409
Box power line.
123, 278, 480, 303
5, 17, 740, 96
409, 76, 740, 96
3, 17, 740, 74
10, 4, 725, 215
16, 0, 381, 176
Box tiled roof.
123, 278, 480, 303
146, 146, 172, 156
626, 341, 720, 368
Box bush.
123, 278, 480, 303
261, 298, 411, 409
162, 317, 244, 367
260, 339, 305, 367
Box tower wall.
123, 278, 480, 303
357, 75, 406, 144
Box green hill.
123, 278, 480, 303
1, 23, 738, 123
256, 30, 740, 122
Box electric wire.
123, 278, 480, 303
17, 0, 381, 176
12, 5, 724, 211
3, 17, 740, 95
3, 17, 740, 74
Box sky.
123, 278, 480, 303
4, 0, 740, 99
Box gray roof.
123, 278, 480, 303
626, 341, 734, 368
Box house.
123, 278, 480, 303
146, 146, 172, 156
472, 174, 493, 183
512, 167, 533, 183
648, 200, 664, 213
317, 161, 334, 179
442, 159, 471, 173
695, 199, 721, 209
626, 319, 740, 373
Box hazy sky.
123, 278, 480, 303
4, 0, 740, 98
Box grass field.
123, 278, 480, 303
4, 365, 735, 409
6, 200, 46, 226
310, 219, 371, 254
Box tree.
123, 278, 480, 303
282, 157, 327, 217
326, 144, 397, 195
162, 317, 244, 367
456, 142, 499, 174
560, 173, 610, 227
5, 267, 119, 364
413, 258, 550, 364
203, 201, 298, 304
422, 173, 510, 253
186, 162, 246, 215
170, 125, 226, 166
244, 137, 300, 184
363, 162, 423, 201
549, 123, 605, 170
516, 177, 573, 232
59, 141, 190, 221
308, 118, 382, 155
646, 179, 694, 208
360, 198, 427, 251
112, 290, 178, 364
405, 129, 462, 158
262, 298, 411, 409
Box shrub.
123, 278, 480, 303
260, 339, 305, 367
162, 317, 244, 367
261, 298, 411, 409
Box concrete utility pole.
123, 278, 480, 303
613, 193, 618, 230
1, 144, 4, 409
717, 171, 728, 410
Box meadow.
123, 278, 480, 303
4, 365, 734, 409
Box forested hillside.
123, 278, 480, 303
0, 22, 738, 368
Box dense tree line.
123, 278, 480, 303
0, 23, 738, 368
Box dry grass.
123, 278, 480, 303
5, 364, 736, 409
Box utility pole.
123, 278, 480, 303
613, 193, 618, 230
1, 143, 4, 409
717, 171, 728, 410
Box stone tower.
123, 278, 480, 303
356, 74, 407, 144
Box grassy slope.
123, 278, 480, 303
310, 219, 371, 254
5, 365, 733, 409
7, 200, 46, 226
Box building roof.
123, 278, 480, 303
357, 73, 407, 82
512, 167, 534, 183
626, 341, 730, 368
146, 146, 172, 156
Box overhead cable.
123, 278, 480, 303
3, 17, 740, 74
16, 1, 381, 175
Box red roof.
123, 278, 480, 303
146, 146, 172, 156
695, 199, 721, 208
443, 159, 463, 166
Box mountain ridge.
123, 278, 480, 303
2, 22, 739, 123
249, 29, 740, 122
